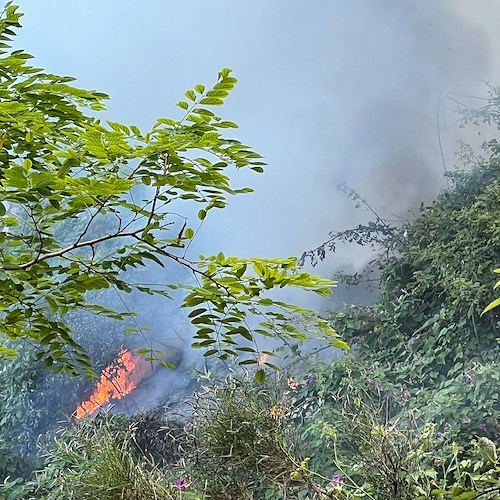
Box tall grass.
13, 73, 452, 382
6, 413, 201, 500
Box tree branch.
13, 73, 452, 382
1, 229, 144, 271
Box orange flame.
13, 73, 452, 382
75, 348, 152, 419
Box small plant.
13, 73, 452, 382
185, 375, 316, 499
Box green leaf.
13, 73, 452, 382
258, 298, 273, 306
482, 297, 500, 315
239, 359, 257, 365
194, 84, 205, 94
199, 97, 224, 106
0, 345, 18, 359
203, 349, 218, 357
255, 369, 266, 384
188, 307, 207, 318
158, 360, 175, 369
452, 493, 475, 500
236, 347, 257, 353
233, 326, 253, 341
0, 23, 346, 381
185, 90, 196, 101
330, 339, 350, 350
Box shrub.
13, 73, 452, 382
288, 357, 500, 499
185, 375, 314, 499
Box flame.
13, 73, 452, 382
75, 347, 152, 419
258, 353, 269, 365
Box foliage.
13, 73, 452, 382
0, 343, 42, 482
0, 3, 345, 377
299, 116, 500, 444
300, 184, 397, 268
4, 3, 500, 499
0, 310, 132, 483
292, 92, 500, 496
288, 362, 500, 499
0, 413, 204, 499
328, 307, 499, 443
184, 375, 308, 499
304, 88, 500, 437
288, 356, 398, 476
1, 379, 336, 500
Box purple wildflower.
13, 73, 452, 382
365, 377, 372, 384
175, 477, 193, 491
305, 375, 317, 386
331, 475, 342, 487
479, 423, 487, 431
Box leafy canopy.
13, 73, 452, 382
0, 3, 346, 377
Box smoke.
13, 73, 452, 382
17, 0, 499, 264
325, 1, 491, 218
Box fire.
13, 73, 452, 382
75, 347, 152, 419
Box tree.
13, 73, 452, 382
0, 3, 346, 378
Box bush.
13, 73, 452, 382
288, 357, 500, 499
185, 375, 315, 499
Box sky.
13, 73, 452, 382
15, 0, 500, 289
